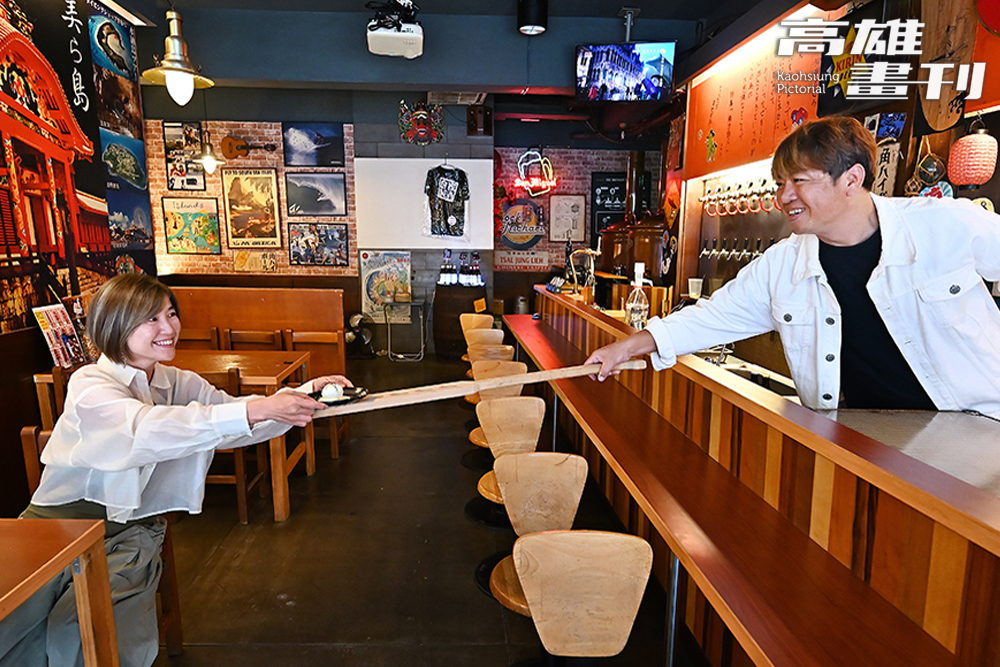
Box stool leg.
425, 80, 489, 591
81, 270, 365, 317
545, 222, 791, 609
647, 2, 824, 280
665, 551, 681, 667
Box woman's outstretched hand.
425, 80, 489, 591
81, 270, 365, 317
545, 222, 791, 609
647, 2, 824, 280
246, 375, 353, 427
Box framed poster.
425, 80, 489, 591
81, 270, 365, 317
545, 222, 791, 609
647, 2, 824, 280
221, 168, 282, 249
233, 251, 277, 273
289, 222, 349, 266
285, 172, 347, 216
162, 197, 221, 255
281, 122, 345, 167
359, 250, 411, 323
163, 121, 205, 191
548, 195, 586, 242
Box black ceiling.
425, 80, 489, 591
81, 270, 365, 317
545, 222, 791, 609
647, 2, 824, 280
159, 1, 713, 22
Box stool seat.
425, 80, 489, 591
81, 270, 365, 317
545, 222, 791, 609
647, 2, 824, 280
490, 554, 530, 617
477, 470, 502, 504
468, 426, 489, 448
462, 353, 470, 363
464, 393, 481, 405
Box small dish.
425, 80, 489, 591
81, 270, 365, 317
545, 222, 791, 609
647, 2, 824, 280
309, 386, 369, 405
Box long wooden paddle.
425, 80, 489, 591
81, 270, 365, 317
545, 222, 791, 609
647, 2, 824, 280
313, 359, 646, 418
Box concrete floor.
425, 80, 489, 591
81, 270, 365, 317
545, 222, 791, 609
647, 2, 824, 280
153, 354, 709, 667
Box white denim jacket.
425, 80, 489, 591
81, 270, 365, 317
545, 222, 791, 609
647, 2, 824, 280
645, 194, 1000, 417
33, 355, 307, 522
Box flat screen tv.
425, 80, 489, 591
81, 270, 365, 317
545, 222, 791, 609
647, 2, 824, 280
575, 41, 676, 102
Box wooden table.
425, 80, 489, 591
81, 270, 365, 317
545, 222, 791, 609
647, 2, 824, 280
0, 519, 118, 666
34, 350, 316, 523
169, 350, 316, 522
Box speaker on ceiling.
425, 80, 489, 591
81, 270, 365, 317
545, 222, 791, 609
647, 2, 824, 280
467, 105, 493, 136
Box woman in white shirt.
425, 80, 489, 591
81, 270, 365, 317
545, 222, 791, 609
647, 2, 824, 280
0, 273, 351, 667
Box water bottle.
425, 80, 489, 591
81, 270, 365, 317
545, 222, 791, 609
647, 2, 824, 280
625, 261, 649, 330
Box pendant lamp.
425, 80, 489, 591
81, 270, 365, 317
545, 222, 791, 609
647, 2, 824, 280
141, 10, 213, 106
948, 117, 998, 189
193, 130, 226, 174
518, 0, 547, 35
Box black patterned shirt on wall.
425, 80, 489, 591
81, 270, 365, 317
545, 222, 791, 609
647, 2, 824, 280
424, 165, 470, 238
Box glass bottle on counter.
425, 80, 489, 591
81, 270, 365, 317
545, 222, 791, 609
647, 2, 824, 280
626, 261, 649, 330
438, 250, 455, 285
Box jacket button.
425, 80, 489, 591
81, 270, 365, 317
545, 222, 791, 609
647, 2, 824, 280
825, 317, 835, 325
949, 284, 961, 295
822, 393, 833, 401
783, 313, 792, 322
825, 354, 835, 362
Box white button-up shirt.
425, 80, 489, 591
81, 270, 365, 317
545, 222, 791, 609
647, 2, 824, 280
645, 194, 1000, 417
33, 355, 309, 522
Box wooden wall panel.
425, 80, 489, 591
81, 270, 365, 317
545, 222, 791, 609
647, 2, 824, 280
779, 438, 815, 535
826, 466, 861, 569
763, 427, 784, 509
737, 412, 768, 496
869, 492, 934, 625
923, 524, 969, 652
957, 545, 1000, 666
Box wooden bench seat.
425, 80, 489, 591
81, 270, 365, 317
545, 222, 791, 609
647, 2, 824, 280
503, 315, 959, 667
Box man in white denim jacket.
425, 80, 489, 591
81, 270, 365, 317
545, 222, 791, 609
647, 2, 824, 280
587, 116, 1000, 418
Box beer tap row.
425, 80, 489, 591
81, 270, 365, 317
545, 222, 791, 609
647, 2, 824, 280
699, 237, 777, 263
698, 178, 781, 216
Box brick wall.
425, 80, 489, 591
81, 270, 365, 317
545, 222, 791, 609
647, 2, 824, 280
493, 147, 661, 266
145, 120, 358, 277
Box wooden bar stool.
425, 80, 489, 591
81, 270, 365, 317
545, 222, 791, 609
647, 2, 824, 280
462, 359, 526, 471
465, 396, 545, 535
483, 452, 588, 606
463, 328, 504, 377
459, 312, 495, 363
464, 346, 516, 406
512, 530, 652, 664
20, 426, 184, 657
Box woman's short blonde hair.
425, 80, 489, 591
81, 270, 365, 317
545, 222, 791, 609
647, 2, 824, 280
86, 274, 179, 365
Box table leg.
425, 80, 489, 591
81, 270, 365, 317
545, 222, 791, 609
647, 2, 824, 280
72, 542, 119, 667
270, 435, 290, 522
304, 422, 316, 475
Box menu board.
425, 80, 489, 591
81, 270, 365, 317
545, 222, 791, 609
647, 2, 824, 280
589, 172, 650, 249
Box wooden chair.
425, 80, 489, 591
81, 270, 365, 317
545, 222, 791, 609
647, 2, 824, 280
463, 360, 529, 473
464, 354, 519, 408
463, 328, 505, 376
474, 396, 547, 506
176, 327, 220, 350
200, 367, 270, 525
488, 452, 589, 616
221, 328, 282, 351
513, 530, 652, 658
460, 313, 494, 334
20, 426, 184, 656
281, 329, 349, 458
466, 395, 547, 537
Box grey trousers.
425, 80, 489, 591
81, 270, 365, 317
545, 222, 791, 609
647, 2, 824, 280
0, 519, 165, 667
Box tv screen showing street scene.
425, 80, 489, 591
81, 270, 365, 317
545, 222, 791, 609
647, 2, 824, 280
575, 41, 676, 102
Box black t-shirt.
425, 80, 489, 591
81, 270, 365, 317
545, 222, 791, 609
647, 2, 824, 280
818, 228, 936, 410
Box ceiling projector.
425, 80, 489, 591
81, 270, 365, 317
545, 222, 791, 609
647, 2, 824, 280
366, 0, 422, 59
367, 23, 423, 59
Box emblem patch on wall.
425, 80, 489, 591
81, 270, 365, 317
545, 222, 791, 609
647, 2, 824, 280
399, 99, 444, 145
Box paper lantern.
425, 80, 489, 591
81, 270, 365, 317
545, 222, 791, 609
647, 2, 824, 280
949, 120, 998, 189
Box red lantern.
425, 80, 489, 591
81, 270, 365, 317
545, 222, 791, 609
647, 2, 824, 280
948, 118, 998, 189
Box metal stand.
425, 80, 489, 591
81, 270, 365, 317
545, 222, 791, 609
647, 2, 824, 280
384, 301, 425, 361
664, 551, 680, 667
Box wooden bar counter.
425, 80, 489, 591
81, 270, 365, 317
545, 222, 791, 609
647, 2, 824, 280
504, 286, 1000, 666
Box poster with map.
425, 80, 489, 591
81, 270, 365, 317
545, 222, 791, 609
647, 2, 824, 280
162, 198, 221, 254
359, 250, 411, 323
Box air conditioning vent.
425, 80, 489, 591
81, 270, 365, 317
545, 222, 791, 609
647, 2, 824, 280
427, 92, 487, 106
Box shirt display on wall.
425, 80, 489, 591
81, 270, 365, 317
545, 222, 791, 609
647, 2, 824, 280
424, 165, 470, 238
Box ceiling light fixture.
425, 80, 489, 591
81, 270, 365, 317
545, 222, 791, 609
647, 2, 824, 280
193, 129, 226, 174
518, 0, 547, 35
141, 10, 213, 106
